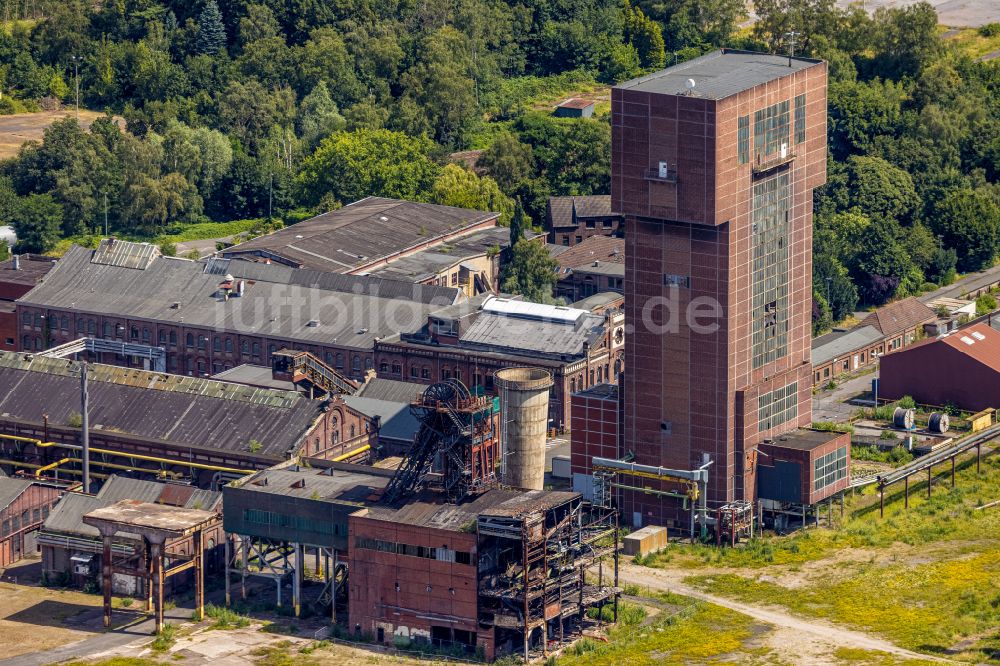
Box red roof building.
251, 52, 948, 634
879, 323, 1000, 411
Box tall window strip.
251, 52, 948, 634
794, 94, 806, 144
738, 115, 750, 164
814, 447, 848, 491
751, 172, 791, 369
753, 99, 790, 164
757, 381, 798, 432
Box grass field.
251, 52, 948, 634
0, 109, 113, 159
635, 448, 1000, 662
944, 26, 1000, 59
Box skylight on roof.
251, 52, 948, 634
960, 336, 975, 345
972, 331, 986, 341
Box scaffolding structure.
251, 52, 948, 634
715, 500, 754, 546
477, 495, 619, 662
272, 349, 359, 396
382, 380, 498, 504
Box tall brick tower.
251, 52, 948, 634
611, 50, 827, 528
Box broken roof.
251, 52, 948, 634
19, 245, 460, 351
365, 226, 524, 283
0, 254, 56, 287
811, 325, 883, 366
0, 353, 323, 458
221, 197, 499, 273
84, 499, 217, 537
617, 49, 822, 100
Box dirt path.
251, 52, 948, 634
617, 562, 954, 664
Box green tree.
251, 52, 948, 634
13, 194, 63, 253
479, 134, 534, 192
843, 155, 919, 225
930, 189, 1000, 272
976, 293, 998, 316
195, 0, 228, 56
430, 164, 514, 224
812, 289, 833, 335
500, 239, 559, 303
509, 199, 527, 248
296, 129, 440, 206
813, 253, 859, 321
623, 0, 666, 69
297, 81, 346, 151
869, 2, 940, 79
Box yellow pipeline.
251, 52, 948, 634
35, 457, 72, 477
0, 434, 255, 475
331, 444, 370, 462
0, 458, 108, 480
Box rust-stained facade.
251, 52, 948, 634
613, 50, 827, 526
0, 477, 63, 567
348, 490, 618, 661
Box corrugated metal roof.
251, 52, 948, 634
91, 239, 160, 270
460, 311, 604, 357
221, 198, 499, 273
617, 49, 821, 100
366, 227, 524, 283
210, 364, 296, 391
0, 477, 33, 512
354, 378, 425, 404
0, 353, 322, 457
342, 395, 421, 443
811, 325, 883, 366
18, 246, 456, 351
41, 475, 221, 540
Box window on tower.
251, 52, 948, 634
751, 172, 790, 369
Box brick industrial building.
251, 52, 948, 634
0, 475, 63, 566
611, 50, 829, 527
0, 352, 373, 486
17, 239, 463, 379
552, 235, 625, 302
374, 297, 625, 429
0, 254, 55, 352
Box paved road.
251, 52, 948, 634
918, 263, 1000, 304
812, 371, 875, 422
617, 562, 953, 663
0, 601, 199, 666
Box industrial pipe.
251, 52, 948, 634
35, 457, 73, 478
592, 457, 710, 483
0, 434, 255, 475
331, 444, 370, 462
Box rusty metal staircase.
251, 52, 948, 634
272, 349, 358, 396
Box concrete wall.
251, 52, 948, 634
496, 368, 553, 491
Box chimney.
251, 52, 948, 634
12, 255, 19, 270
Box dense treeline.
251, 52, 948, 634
0, 0, 997, 316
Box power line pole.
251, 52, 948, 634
70, 55, 81, 121
103, 192, 108, 237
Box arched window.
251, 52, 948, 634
158, 329, 166, 344
350, 425, 356, 438
22, 335, 30, 350
352, 356, 361, 372
571, 378, 576, 393
241, 340, 249, 354
186, 333, 194, 347
198, 336, 207, 350
169, 331, 177, 345
225, 338, 234, 353
142, 327, 150, 342
75, 317, 84, 332
253, 342, 260, 356
213, 337, 221, 353
60, 316, 68, 331
34, 337, 42, 350
335, 353, 344, 369
130, 326, 138, 339
87, 320, 96, 335
365, 358, 373, 370
268, 344, 276, 357
103, 322, 112, 338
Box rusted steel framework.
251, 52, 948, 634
477, 495, 619, 662
223, 535, 346, 620
272, 349, 359, 396
83, 499, 216, 633
382, 380, 498, 504
876, 422, 999, 516
715, 500, 754, 546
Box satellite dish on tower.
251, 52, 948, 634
686, 78, 696, 91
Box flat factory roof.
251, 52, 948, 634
84, 499, 217, 536
617, 49, 822, 100
764, 428, 847, 452
230, 464, 389, 505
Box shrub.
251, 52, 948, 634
151, 623, 176, 652
979, 22, 1000, 37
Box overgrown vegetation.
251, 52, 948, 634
150, 623, 176, 652
203, 603, 252, 630
852, 444, 914, 465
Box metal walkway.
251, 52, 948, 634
41, 337, 167, 372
